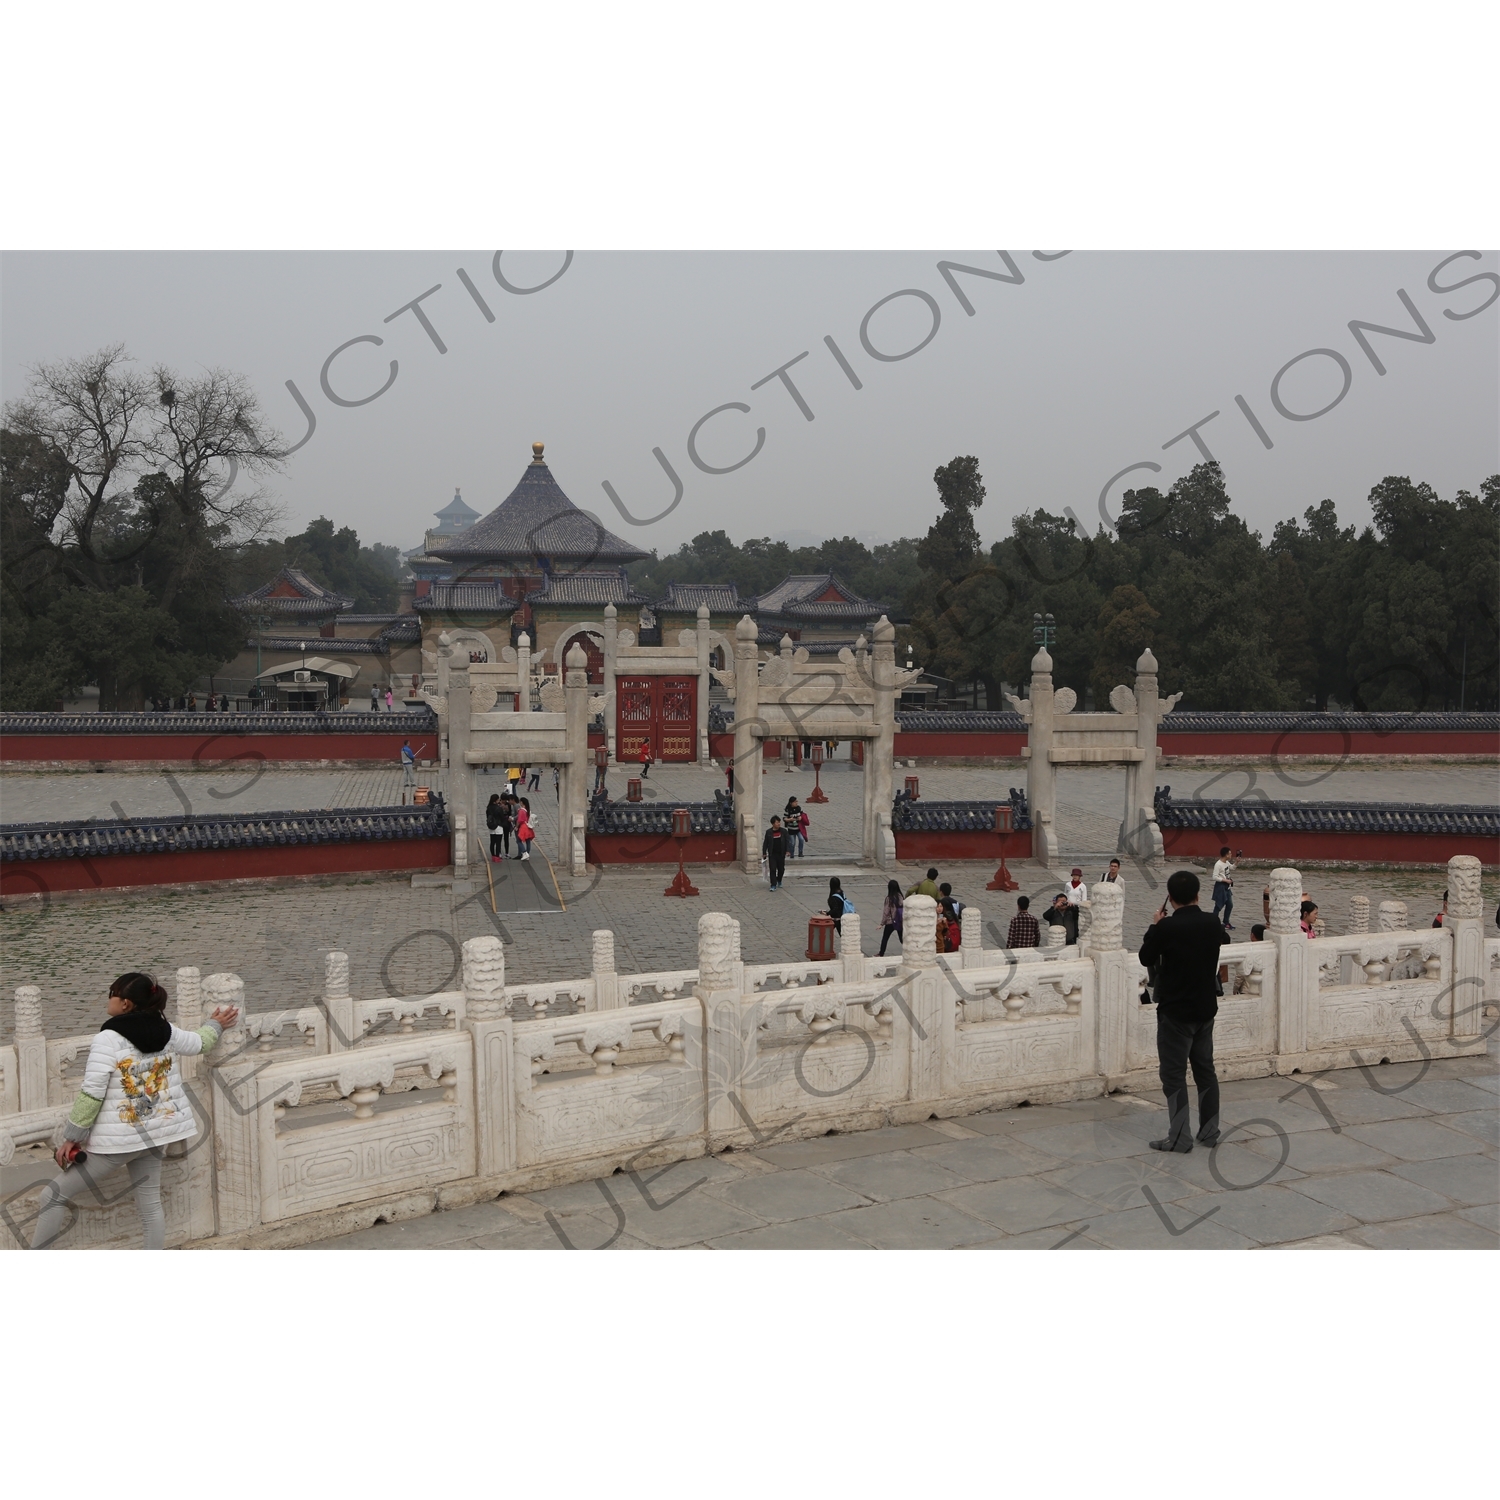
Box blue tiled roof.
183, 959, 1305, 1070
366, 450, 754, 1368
1152, 787, 1500, 838
588, 792, 735, 835
1, 803, 449, 862
0, 709, 438, 736
890, 789, 1031, 832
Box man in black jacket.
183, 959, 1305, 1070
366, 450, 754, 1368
1138, 869, 1227, 1151
763, 816, 789, 891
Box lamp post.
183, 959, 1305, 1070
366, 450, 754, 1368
664, 807, 699, 897
985, 802, 1019, 892
807, 742, 829, 804
1032, 612, 1056, 651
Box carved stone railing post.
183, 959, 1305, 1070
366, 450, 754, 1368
462, 936, 506, 1020
1377, 901, 1408, 932
841, 912, 864, 983
1044, 921, 1067, 951
729, 918, 745, 994
900, 895, 944, 1105
1089, 884, 1131, 1082
960, 906, 983, 970
459, 934, 516, 1180
1268, 867, 1309, 1057
1447, 855, 1485, 1041
13, 986, 47, 1113
174, 968, 204, 1081
324, 951, 355, 1052
592, 930, 619, 1009
1348, 895, 1370, 935
696, 912, 736, 997
203, 974, 247, 1048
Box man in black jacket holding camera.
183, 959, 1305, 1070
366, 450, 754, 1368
1139, 869, 1227, 1151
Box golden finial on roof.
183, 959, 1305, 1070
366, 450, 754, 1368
531, 441, 545, 463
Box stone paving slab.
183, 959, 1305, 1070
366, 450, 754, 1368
932, 1177, 1098, 1236
1347, 1213, 1499, 1250
1385, 1154, 1499, 1207
304, 1041, 1498, 1251
1341, 1118, 1489, 1162
1070, 1202, 1258, 1250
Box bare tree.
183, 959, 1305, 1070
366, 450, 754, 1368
2, 345, 153, 587
142, 365, 286, 610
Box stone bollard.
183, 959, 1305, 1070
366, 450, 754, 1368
592, 930, 619, 1010
1348, 895, 1370, 935
462, 937, 507, 1020
13, 985, 47, 1113
1377, 901, 1408, 932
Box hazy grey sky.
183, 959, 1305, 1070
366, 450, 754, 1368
3, 250, 1495, 561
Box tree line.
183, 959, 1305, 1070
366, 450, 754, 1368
632, 454, 1499, 712
2, 348, 402, 710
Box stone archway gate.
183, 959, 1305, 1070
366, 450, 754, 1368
1006, 645, 1181, 867
724, 614, 922, 870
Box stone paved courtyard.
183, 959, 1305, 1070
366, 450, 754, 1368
313, 1047, 1500, 1250
2, 761, 1496, 1039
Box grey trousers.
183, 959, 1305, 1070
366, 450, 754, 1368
31, 1146, 167, 1250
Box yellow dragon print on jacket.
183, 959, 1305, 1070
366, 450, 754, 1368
115, 1055, 175, 1125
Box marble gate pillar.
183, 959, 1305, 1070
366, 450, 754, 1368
1025, 647, 1058, 868
731, 614, 762, 874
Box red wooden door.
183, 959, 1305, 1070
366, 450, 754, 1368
617, 677, 655, 761
659, 676, 696, 761
615, 675, 698, 762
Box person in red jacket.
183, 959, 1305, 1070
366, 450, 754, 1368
639, 741, 652, 779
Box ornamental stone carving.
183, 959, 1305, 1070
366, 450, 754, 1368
580, 1017, 633, 1075
1348, 895, 1370, 935
1269, 868, 1302, 934
13, 986, 41, 1041
1090, 885, 1125, 952
904, 895, 938, 968
175, 968, 202, 1030
1108, 684, 1135, 715
592, 931, 616, 975
462, 936, 506, 1019
696, 912, 736, 993
1053, 687, 1077, 715
325, 951, 350, 998
1448, 855, 1482, 919
1377, 901, 1408, 932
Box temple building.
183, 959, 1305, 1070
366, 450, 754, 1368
214, 445, 895, 712
223, 566, 422, 706
414, 442, 651, 683
403, 488, 481, 594
745, 573, 890, 654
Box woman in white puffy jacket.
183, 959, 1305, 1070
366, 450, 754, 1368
31, 972, 239, 1250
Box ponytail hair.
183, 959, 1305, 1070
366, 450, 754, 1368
109, 971, 168, 1014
